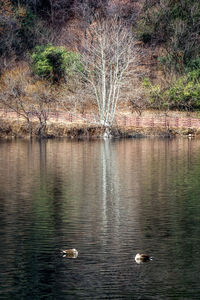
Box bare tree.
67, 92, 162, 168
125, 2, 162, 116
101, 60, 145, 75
0, 66, 34, 136
0, 66, 56, 137
80, 16, 139, 126
28, 81, 56, 136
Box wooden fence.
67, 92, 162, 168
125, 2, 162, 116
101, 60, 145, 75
1, 109, 200, 130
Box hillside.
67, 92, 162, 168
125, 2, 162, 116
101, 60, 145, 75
0, 0, 199, 137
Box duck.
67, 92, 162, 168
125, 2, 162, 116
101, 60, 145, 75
61, 248, 78, 258
135, 253, 152, 263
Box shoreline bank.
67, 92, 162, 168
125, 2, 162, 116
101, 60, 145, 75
0, 118, 198, 139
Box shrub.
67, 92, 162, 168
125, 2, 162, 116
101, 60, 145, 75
143, 72, 200, 111
185, 58, 200, 80
158, 53, 184, 74
186, 57, 200, 71
142, 78, 168, 110
166, 76, 200, 110
32, 45, 83, 82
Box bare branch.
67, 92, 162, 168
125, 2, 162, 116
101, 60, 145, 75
80, 16, 140, 126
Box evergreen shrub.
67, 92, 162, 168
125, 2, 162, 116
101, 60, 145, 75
32, 45, 83, 82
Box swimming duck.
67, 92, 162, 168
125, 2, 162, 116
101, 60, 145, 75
61, 248, 78, 258
135, 253, 152, 263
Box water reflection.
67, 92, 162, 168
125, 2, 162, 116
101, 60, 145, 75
0, 138, 200, 299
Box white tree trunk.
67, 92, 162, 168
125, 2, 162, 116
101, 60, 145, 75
80, 16, 138, 127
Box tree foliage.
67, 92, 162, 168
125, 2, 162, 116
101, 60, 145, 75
0, 0, 46, 65
143, 66, 200, 112
32, 45, 83, 82
138, 0, 200, 68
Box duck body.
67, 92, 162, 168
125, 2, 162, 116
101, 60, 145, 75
135, 253, 152, 263
62, 248, 78, 258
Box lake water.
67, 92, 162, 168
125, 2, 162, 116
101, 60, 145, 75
0, 138, 200, 299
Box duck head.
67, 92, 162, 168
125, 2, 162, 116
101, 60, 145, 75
135, 253, 152, 263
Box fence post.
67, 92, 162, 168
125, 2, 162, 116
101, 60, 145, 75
69, 113, 72, 122
188, 118, 191, 128
82, 112, 85, 124
136, 116, 140, 127
151, 117, 154, 128
3, 109, 7, 118
124, 116, 127, 126
175, 117, 179, 128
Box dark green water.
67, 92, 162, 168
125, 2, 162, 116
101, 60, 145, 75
0, 138, 200, 299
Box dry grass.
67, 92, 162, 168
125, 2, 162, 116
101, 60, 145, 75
0, 117, 199, 139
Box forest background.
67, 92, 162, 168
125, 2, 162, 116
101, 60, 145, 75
0, 0, 199, 137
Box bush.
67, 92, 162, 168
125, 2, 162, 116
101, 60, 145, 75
187, 57, 200, 70
167, 76, 200, 110
143, 72, 200, 111
185, 58, 200, 80
158, 53, 184, 73
31, 45, 83, 82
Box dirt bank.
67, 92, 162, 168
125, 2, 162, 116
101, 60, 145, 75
0, 116, 199, 139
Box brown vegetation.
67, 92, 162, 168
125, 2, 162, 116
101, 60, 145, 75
1, 108, 200, 139
0, 0, 199, 138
